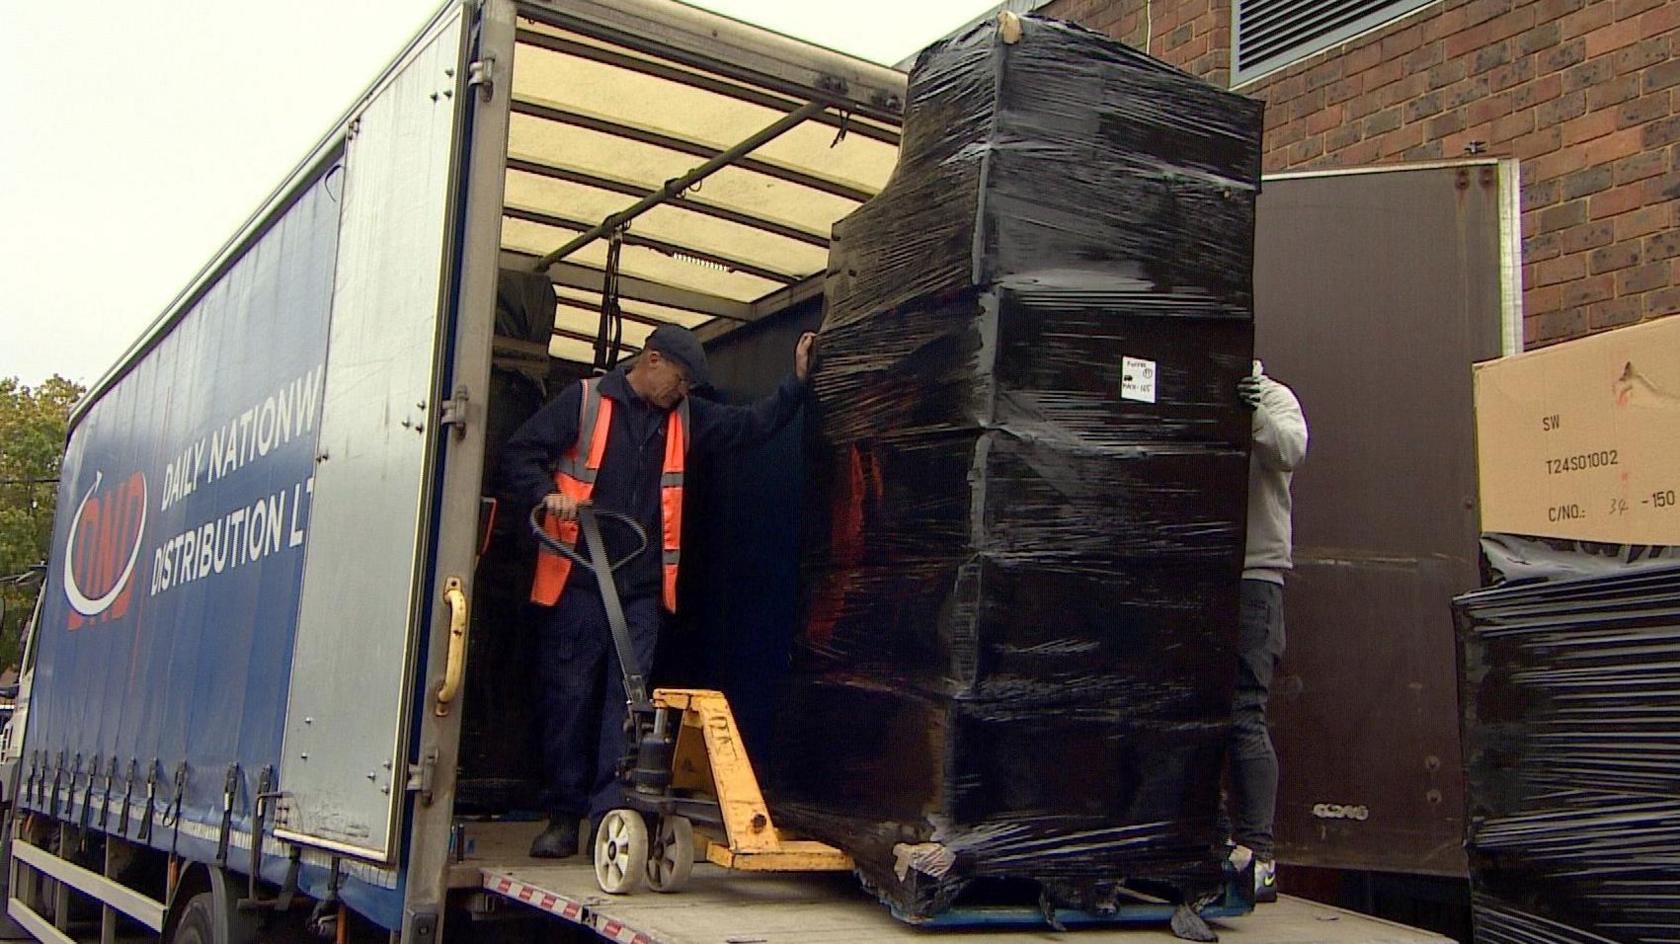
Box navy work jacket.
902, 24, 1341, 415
501, 366, 805, 602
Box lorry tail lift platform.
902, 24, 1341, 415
453, 832, 1455, 944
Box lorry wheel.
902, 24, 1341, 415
170, 891, 216, 944
645, 815, 694, 893
594, 809, 648, 895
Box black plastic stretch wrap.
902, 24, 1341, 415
769, 15, 1264, 918
1455, 535, 1680, 944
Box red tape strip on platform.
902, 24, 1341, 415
481, 871, 654, 944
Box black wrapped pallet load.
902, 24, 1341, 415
771, 14, 1264, 919
1454, 535, 1680, 944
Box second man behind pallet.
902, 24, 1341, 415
502, 324, 815, 858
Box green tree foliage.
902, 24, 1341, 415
0, 375, 84, 670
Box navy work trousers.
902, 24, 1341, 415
535, 587, 661, 820
1228, 578, 1286, 859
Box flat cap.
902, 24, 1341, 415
643, 324, 712, 389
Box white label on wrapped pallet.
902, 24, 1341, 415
1121, 356, 1157, 403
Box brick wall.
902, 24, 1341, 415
1039, 0, 1680, 348
1043, 0, 1234, 82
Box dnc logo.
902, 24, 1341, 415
63, 470, 148, 629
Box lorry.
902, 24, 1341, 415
9, 0, 1514, 941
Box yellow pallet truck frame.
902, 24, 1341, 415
532, 505, 849, 895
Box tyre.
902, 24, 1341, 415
645, 815, 694, 893
594, 809, 648, 895
170, 891, 215, 944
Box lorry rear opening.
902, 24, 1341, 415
451, 0, 904, 883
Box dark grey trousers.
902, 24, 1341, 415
535, 589, 661, 820
1229, 578, 1285, 859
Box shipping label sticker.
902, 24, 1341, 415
1121, 356, 1157, 404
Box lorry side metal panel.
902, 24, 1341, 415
278, 9, 468, 864
1256, 160, 1517, 877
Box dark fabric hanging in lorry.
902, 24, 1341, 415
457, 268, 558, 811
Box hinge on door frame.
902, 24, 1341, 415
439, 386, 470, 440
467, 57, 496, 102
406, 749, 439, 806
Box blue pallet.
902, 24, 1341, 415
886, 866, 1254, 931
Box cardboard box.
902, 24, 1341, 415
1475, 316, 1680, 545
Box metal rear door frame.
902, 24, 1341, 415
398, 0, 517, 938
277, 3, 474, 864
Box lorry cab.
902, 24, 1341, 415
0, 588, 43, 807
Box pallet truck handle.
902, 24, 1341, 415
528, 503, 647, 572
532, 504, 654, 714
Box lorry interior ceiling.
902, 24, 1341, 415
499, 4, 903, 369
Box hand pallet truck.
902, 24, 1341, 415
531, 504, 851, 894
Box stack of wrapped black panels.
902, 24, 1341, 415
770, 14, 1264, 919
1455, 535, 1680, 944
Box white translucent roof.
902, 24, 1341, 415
504, 3, 906, 364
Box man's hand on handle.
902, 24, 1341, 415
543, 492, 580, 522
795, 331, 817, 383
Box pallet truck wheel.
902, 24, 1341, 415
646, 815, 695, 893
595, 809, 649, 894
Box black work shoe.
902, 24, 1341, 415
1254, 858, 1279, 903
529, 817, 580, 859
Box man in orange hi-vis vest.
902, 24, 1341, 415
502, 324, 815, 858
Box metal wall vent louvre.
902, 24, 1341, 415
1232, 0, 1442, 86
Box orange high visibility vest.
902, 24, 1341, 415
530, 379, 691, 612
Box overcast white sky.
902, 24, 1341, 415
0, 0, 1005, 388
